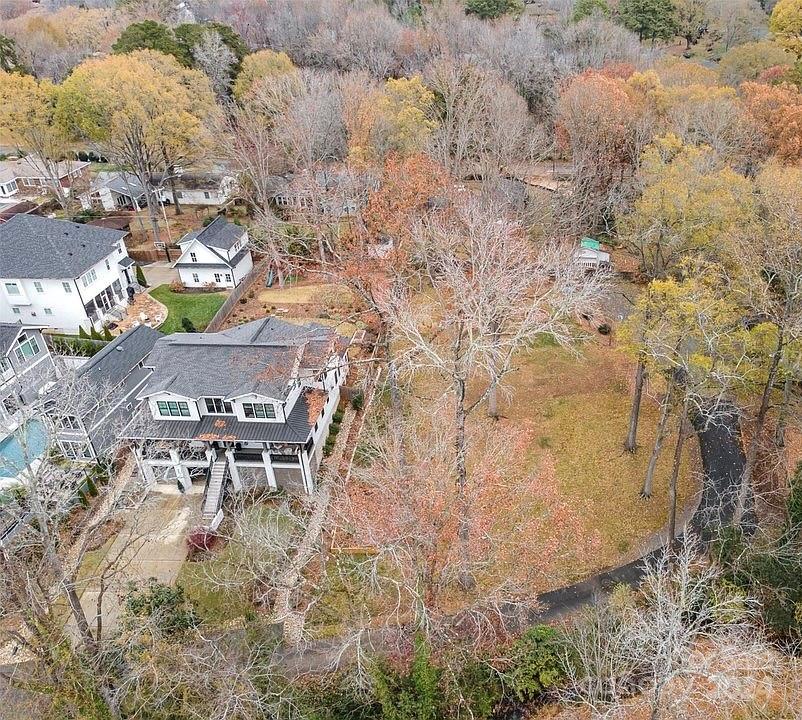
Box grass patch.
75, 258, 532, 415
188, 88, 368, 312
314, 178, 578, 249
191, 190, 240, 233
258, 282, 353, 306
176, 504, 294, 623
150, 284, 227, 334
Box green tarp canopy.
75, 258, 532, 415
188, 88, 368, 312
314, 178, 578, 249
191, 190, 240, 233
580, 237, 601, 250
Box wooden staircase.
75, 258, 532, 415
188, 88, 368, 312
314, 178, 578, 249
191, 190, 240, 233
202, 458, 227, 523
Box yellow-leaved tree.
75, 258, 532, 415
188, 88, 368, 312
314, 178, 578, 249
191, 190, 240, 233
620, 262, 750, 530
0, 71, 77, 211
770, 0, 802, 57
56, 50, 217, 237
621, 134, 755, 280
232, 49, 297, 104
348, 75, 436, 166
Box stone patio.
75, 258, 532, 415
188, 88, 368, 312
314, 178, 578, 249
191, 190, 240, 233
113, 291, 167, 335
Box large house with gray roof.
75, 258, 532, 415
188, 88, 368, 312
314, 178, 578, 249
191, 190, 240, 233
49, 324, 162, 461
0, 215, 137, 334
173, 217, 253, 289
125, 317, 348, 522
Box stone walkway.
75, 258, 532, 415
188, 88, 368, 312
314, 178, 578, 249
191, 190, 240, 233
113, 291, 167, 334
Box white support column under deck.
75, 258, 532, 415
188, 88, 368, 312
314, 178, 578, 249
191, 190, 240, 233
262, 449, 277, 490
300, 449, 314, 494
169, 449, 190, 492
226, 448, 242, 491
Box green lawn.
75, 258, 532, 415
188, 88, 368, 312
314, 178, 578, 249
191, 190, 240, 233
150, 284, 228, 334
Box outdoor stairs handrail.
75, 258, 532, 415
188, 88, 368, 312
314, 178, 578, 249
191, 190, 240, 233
201, 457, 227, 522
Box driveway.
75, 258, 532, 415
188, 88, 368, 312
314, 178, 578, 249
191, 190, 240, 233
142, 260, 179, 288
75, 492, 202, 635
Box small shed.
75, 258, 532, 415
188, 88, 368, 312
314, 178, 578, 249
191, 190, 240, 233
573, 237, 610, 271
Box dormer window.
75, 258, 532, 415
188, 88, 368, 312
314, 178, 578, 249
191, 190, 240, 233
156, 400, 190, 417
204, 397, 233, 414
14, 332, 40, 362
242, 402, 276, 419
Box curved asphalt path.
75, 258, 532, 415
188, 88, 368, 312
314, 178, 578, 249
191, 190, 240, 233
531, 408, 744, 624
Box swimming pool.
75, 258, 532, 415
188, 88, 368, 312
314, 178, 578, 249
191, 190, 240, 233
0, 420, 48, 478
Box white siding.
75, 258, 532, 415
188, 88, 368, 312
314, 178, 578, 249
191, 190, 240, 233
0, 241, 133, 334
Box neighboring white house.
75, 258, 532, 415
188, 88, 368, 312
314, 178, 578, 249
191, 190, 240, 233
125, 318, 349, 522
173, 217, 253, 289
0, 215, 138, 334
0, 324, 58, 435
156, 171, 234, 207
79, 171, 152, 212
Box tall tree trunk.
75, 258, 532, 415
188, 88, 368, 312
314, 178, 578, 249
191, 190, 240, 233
167, 169, 183, 215
454, 377, 474, 591
735, 322, 786, 526
488, 326, 501, 420
625, 358, 646, 453
642, 378, 674, 499
774, 374, 793, 449
63, 581, 97, 656
668, 395, 690, 545
143, 183, 162, 246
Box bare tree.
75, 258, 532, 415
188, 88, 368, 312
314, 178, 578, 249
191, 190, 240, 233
0, 361, 150, 718
192, 28, 236, 101
383, 195, 606, 589
559, 535, 774, 719
214, 105, 291, 284
425, 57, 542, 182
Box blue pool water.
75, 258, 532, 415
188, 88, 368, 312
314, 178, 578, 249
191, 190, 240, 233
0, 420, 48, 478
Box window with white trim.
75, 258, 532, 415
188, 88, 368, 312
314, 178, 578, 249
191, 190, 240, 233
156, 400, 191, 417
4, 282, 20, 296
190, 252, 197, 262
60, 440, 93, 460
203, 191, 211, 199
0, 357, 11, 375
63, 281, 72, 293
14, 333, 40, 363
204, 398, 233, 414
225, 273, 232, 282
81, 268, 97, 287
33, 281, 44, 293
214, 273, 222, 283
44, 308, 53, 315
242, 402, 276, 419
59, 415, 82, 430
11, 308, 20, 315
105, 259, 110, 270
192, 273, 200, 283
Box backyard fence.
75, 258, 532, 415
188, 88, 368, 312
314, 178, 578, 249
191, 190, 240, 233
128, 247, 178, 263
204, 258, 271, 333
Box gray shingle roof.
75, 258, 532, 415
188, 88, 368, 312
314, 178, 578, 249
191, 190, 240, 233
0, 323, 40, 356
140, 318, 338, 401
179, 217, 245, 252
78, 324, 162, 390
0, 215, 128, 279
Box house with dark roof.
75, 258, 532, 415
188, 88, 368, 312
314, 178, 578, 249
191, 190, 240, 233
79, 171, 150, 212
173, 217, 253, 289
125, 318, 349, 522
0, 215, 137, 334
49, 324, 162, 461
0, 324, 58, 435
